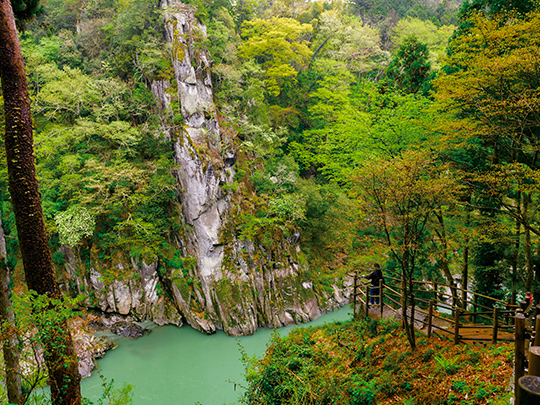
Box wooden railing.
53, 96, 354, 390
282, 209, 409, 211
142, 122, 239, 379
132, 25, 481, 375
349, 271, 540, 402
350, 272, 521, 344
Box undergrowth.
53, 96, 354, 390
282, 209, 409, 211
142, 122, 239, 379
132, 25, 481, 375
242, 317, 513, 404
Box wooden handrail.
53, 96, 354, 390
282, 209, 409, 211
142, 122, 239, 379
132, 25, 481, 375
349, 273, 530, 352
384, 285, 401, 296
385, 295, 401, 308
382, 275, 517, 307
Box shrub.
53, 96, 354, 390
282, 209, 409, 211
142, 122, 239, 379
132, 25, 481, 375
350, 379, 376, 405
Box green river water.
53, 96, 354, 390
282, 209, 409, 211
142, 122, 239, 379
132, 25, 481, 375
76, 305, 352, 404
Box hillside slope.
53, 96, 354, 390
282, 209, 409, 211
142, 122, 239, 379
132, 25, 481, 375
242, 317, 513, 404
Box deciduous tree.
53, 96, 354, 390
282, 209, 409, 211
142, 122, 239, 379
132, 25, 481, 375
239, 17, 312, 96
435, 9, 540, 294
354, 150, 457, 349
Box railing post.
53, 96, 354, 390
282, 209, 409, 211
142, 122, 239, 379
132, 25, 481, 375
492, 307, 499, 344
518, 376, 540, 404
379, 279, 384, 319
535, 306, 540, 347
366, 285, 370, 315
473, 291, 478, 324
427, 300, 434, 339
528, 347, 540, 376
454, 308, 460, 344
433, 281, 438, 302
353, 271, 358, 318
515, 313, 527, 405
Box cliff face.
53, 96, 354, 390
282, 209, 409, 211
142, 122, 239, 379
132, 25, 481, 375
62, 0, 348, 337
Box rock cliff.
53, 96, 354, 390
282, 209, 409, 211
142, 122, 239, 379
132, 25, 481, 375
62, 0, 348, 339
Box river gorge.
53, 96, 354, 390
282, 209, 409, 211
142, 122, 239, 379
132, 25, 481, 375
34, 306, 352, 404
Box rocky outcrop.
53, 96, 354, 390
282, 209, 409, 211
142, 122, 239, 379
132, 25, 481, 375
61, 0, 348, 339
71, 316, 117, 378
109, 320, 148, 339
149, 0, 330, 336
61, 246, 183, 327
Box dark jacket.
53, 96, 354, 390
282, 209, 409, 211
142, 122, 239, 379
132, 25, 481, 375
365, 269, 383, 287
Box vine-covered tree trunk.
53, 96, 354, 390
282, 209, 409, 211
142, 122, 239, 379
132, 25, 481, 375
0, 1, 82, 404
0, 218, 22, 405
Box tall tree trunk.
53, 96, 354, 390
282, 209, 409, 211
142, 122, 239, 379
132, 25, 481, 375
407, 268, 416, 350
512, 192, 521, 305
0, 2, 82, 404
0, 218, 22, 404
400, 242, 416, 350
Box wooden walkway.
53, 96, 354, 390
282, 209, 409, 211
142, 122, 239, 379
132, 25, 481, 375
367, 305, 516, 342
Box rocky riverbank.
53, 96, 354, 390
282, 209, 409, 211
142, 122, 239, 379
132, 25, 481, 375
72, 314, 153, 378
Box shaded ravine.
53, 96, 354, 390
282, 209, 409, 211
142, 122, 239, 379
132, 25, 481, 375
78, 305, 352, 404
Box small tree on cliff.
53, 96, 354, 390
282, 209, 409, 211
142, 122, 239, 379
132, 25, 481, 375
0, 0, 82, 403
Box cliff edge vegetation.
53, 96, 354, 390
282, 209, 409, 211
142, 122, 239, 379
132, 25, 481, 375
242, 317, 513, 405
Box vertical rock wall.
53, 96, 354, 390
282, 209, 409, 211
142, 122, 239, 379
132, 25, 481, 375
150, 0, 339, 336
62, 0, 348, 337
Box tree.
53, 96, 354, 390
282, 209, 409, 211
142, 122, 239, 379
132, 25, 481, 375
11, 0, 42, 28
386, 36, 431, 95
0, 0, 81, 403
354, 150, 457, 349
459, 0, 535, 17
290, 59, 368, 182
313, 10, 389, 76
390, 17, 455, 69
435, 9, 540, 295
239, 17, 313, 96
0, 90, 22, 405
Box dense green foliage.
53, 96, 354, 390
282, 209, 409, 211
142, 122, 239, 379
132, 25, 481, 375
0, 0, 535, 323
13, 0, 180, 272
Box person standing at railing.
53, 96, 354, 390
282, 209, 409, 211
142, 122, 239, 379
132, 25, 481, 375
364, 263, 383, 305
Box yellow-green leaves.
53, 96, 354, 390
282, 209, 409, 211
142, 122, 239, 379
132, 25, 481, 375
435, 10, 540, 135
391, 17, 455, 69
239, 17, 313, 96
316, 10, 389, 75
55, 205, 95, 246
